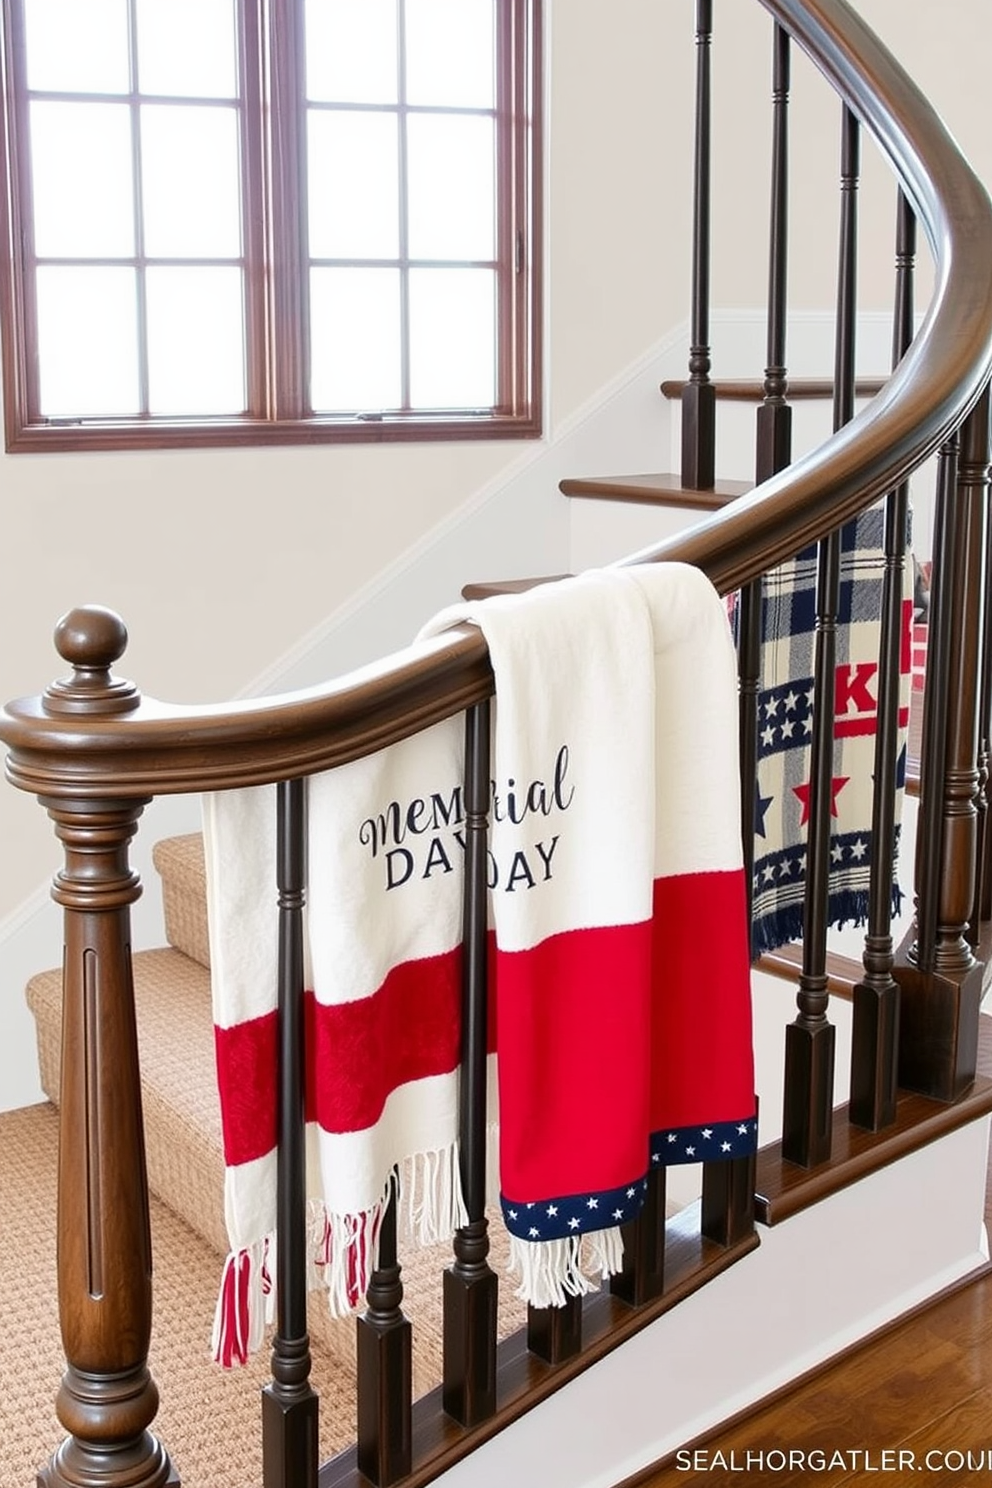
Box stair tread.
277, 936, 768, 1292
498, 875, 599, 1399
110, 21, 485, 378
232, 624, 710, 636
559, 471, 752, 508
27, 946, 228, 1251
659, 376, 887, 402
755, 1074, 992, 1226
154, 830, 210, 969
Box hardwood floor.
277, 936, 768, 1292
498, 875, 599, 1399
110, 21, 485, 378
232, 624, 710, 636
636, 1270, 992, 1486
635, 1017, 992, 1488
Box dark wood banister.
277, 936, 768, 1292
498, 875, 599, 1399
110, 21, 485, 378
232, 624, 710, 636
3, 0, 992, 805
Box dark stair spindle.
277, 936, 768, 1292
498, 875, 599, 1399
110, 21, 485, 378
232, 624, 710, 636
610, 1163, 666, 1308
263, 777, 319, 1488
972, 441, 992, 932
443, 701, 498, 1426
705, 23, 793, 1247
783, 104, 862, 1167
848, 194, 917, 1132
701, 1124, 757, 1248
940, 401, 990, 925
741, 23, 793, 908
527, 1291, 583, 1366
971, 558, 992, 934
755, 21, 793, 488
741, 18, 793, 925
896, 386, 991, 1101
681, 0, 716, 490
781, 550, 840, 1166
356, 1172, 413, 1486
738, 575, 762, 913
913, 433, 959, 977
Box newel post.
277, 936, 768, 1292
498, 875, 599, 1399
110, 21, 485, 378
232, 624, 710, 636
895, 387, 991, 1101
33, 608, 178, 1488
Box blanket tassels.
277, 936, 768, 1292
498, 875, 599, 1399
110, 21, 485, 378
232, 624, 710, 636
583, 1223, 626, 1281
214, 1143, 473, 1362
211, 1239, 271, 1366
213, 1141, 631, 1355
316, 1143, 468, 1315
401, 1141, 469, 1247
507, 1225, 625, 1309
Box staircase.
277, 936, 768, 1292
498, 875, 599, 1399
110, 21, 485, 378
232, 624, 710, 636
21, 829, 992, 1486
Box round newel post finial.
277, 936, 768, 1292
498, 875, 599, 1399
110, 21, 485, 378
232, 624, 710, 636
45, 605, 141, 716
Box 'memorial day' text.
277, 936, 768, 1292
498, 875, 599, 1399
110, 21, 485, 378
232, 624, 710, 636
359, 744, 576, 892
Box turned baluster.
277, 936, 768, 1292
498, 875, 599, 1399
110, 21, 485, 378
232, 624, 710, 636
443, 702, 498, 1424
741, 24, 793, 905
703, 23, 794, 1244
262, 777, 319, 1488
783, 106, 860, 1166
755, 22, 792, 488
848, 193, 916, 1131
34, 608, 178, 1488
972, 450, 992, 933
913, 434, 959, 973
357, 1173, 412, 1485
527, 1291, 582, 1366
681, 0, 715, 490
896, 385, 991, 1100
610, 1163, 665, 1308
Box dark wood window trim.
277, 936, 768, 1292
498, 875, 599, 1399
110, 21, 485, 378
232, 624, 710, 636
0, 0, 542, 453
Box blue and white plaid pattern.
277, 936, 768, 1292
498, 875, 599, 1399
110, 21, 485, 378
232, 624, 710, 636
750, 508, 909, 956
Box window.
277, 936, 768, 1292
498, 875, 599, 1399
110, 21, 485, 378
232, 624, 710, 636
0, 0, 541, 450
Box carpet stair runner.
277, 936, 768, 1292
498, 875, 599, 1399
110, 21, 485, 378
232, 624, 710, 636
24, 831, 527, 1391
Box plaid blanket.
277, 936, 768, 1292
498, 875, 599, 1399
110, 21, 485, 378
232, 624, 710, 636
750, 507, 911, 956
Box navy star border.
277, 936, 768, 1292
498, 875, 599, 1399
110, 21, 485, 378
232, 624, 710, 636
499, 1115, 759, 1242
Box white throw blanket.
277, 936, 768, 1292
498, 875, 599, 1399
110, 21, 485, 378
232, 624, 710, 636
203, 563, 756, 1364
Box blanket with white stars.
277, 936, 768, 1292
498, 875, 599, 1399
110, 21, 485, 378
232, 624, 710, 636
204, 563, 757, 1364
750, 507, 911, 956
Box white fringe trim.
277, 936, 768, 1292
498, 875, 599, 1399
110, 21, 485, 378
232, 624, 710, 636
485, 1123, 501, 1213
506, 1224, 625, 1309
399, 1141, 468, 1246
582, 1224, 625, 1280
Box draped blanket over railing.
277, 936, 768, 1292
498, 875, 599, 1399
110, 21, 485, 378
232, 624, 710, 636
205, 563, 757, 1361
751, 507, 912, 955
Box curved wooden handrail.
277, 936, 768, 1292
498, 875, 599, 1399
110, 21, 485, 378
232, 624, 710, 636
3, 623, 494, 797
2, 0, 991, 802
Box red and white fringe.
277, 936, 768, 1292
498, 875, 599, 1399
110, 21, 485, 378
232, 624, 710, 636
213, 1141, 468, 1364
210, 1239, 271, 1366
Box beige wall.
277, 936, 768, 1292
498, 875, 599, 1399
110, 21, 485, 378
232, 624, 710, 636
1, 0, 991, 923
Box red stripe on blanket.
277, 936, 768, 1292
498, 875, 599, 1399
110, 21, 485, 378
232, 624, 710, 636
835, 705, 910, 738
215, 945, 464, 1165
306, 947, 464, 1133
215, 1013, 279, 1166
649, 868, 755, 1132
495, 919, 655, 1200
